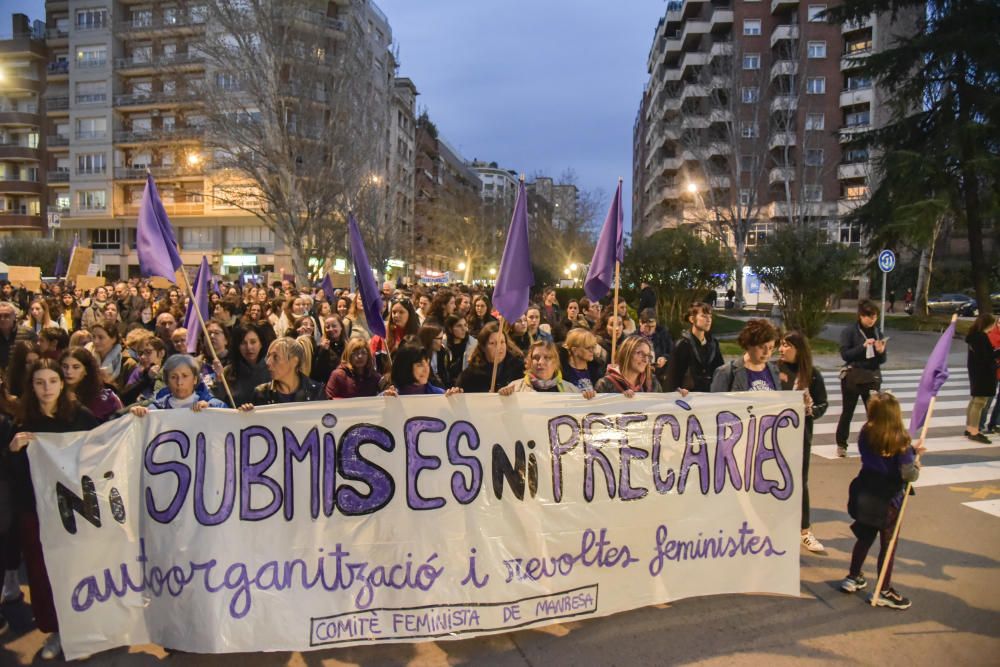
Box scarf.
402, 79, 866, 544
526, 372, 564, 392
601, 366, 649, 393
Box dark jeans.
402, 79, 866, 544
849, 503, 900, 591
836, 379, 881, 447
984, 384, 1000, 431
802, 432, 812, 530
20, 512, 58, 633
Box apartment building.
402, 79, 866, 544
0, 14, 47, 237
634, 0, 894, 256
388, 76, 417, 274
470, 160, 519, 207
28, 0, 405, 280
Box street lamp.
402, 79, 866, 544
686, 181, 699, 195
458, 261, 467, 271
186, 152, 202, 167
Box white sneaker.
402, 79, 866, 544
40, 632, 61, 660
801, 531, 825, 552
1, 570, 20, 603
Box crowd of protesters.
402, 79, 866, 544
0, 272, 993, 657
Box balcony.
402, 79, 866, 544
45, 97, 69, 112
115, 165, 204, 180
770, 59, 798, 80
113, 90, 199, 108
0, 145, 40, 160
0, 180, 42, 194
0, 110, 40, 126
46, 135, 70, 147
770, 95, 797, 112
840, 87, 873, 107
47, 170, 70, 182
46, 28, 69, 40
290, 10, 348, 34
771, 0, 799, 13
0, 76, 42, 93
113, 126, 202, 144
74, 58, 108, 70
0, 213, 45, 230
769, 132, 797, 150
680, 51, 709, 72
75, 94, 108, 106
842, 15, 874, 33
838, 162, 868, 179
839, 124, 871, 142
46, 61, 69, 76
710, 41, 733, 58
680, 83, 708, 101
116, 52, 205, 73
770, 24, 799, 48
838, 196, 868, 216
75, 130, 108, 141
710, 9, 734, 28
120, 201, 204, 217
680, 20, 710, 48
116, 14, 207, 35
769, 167, 795, 184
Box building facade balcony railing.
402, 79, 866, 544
75, 130, 107, 140
114, 165, 203, 180
0, 145, 40, 160
45, 97, 70, 111
116, 14, 207, 34
47, 135, 70, 146
0, 180, 42, 194
771, 0, 799, 14
113, 126, 203, 143
75, 58, 107, 69
771, 24, 799, 48
47, 170, 70, 182
116, 52, 205, 70
114, 91, 200, 107
769, 167, 796, 184
75, 94, 108, 105
120, 201, 204, 216
46, 28, 69, 39
46, 61, 69, 74
0, 213, 45, 229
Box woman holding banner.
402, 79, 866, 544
457, 322, 525, 393
129, 354, 228, 414
217, 324, 272, 407
382, 343, 463, 397
595, 335, 662, 396
499, 340, 595, 397
8, 359, 99, 660
324, 337, 383, 399
60, 348, 122, 423
559, 328, 604, 393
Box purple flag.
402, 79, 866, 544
908, 320, 956, 437
320, 273, 336, 303
493, 180, 534, 322
237, 272, 246, 290
183, 256, 210, 354
347, 213, 386, 339
136, 173, 183, 280
53, 249, 64, 279
584, 179, 624, 302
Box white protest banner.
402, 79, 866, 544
29, 392, 804, 659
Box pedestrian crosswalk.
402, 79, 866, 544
811, 366, 1000, 519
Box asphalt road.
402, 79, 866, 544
2, 340, 997, 666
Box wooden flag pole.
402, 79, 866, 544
489, 315, 506, 393
178, 269, 237, 408
609, 261, 622, 366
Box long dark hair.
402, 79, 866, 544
468, 321, 521, 367
60, 347, 103, 406
387, 299, 420, 349
19, 358, 79, 425
780, 330, 814, 391
969, 313, 997, 335
391, 343, 431, 387
233, 323, 273, 364
5, 341, 40, 398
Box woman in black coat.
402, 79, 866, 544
965, 314, 999, 444
457, 322, 525, 393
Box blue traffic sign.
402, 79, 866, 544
878, 249, 896, 273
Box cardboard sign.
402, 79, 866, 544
149, 269, 188, 289
74, 275, 105, 292
66, 247, 93, 282
7, 266, 41, 291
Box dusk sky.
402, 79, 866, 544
8, 0, 667, 235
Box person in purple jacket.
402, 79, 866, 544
842, 392, 926, 610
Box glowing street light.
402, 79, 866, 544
489, 268, 496, 276
569, 262, 578, 272
686, 181, 699, 194
186, 152, 202, 167
458, 261, 467, 271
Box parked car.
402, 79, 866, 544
926, 293, 978, 316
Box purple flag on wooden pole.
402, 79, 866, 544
136, 173, 183, 280
584, 179, 624, 302
908, 319, 956, 437
183, 256, 210, 353
53, 249, 64, 279
493, 180, 534, 322
347, 213, 386, 339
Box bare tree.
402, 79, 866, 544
679, 38, 771, 305
180, 0, 391, 283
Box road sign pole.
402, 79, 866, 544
881, 271, 887, 332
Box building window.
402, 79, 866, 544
845, 74, 872, 90
225, 225, 274, 250
808, 5, 827, 21
807, 41, 827, 58
838, 221, 862, 245
75, 45, 106, 67
739, 189, 753, 206
743, 54, 760, 70
747, 222, 775, 247
90, 228, 120, 249
741, 86, 759, 103
78, 190, 107, 210
845, 108, 871, 127
743, 20, 762, 36
739, 154, 759, 171
75, 117, 107, 139
843, 147, 869, 163
845, 36, 873, 54
843, 183, 869, 199
806, 77, 826, 94
805, 149, 825, 167
805, 113, 825, 130
181, 227, 214, 250
75, 8, 108, 29
740, 122, 759, 138
75, 80, 107, 104
804, 185, 823, 202
77, 153, 106, 174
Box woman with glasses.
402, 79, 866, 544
120, 337, 167, 404
198, 320, 231, 389
468, 295, 496, 336
418, 324, 452, 388
595, 335, 662, 396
